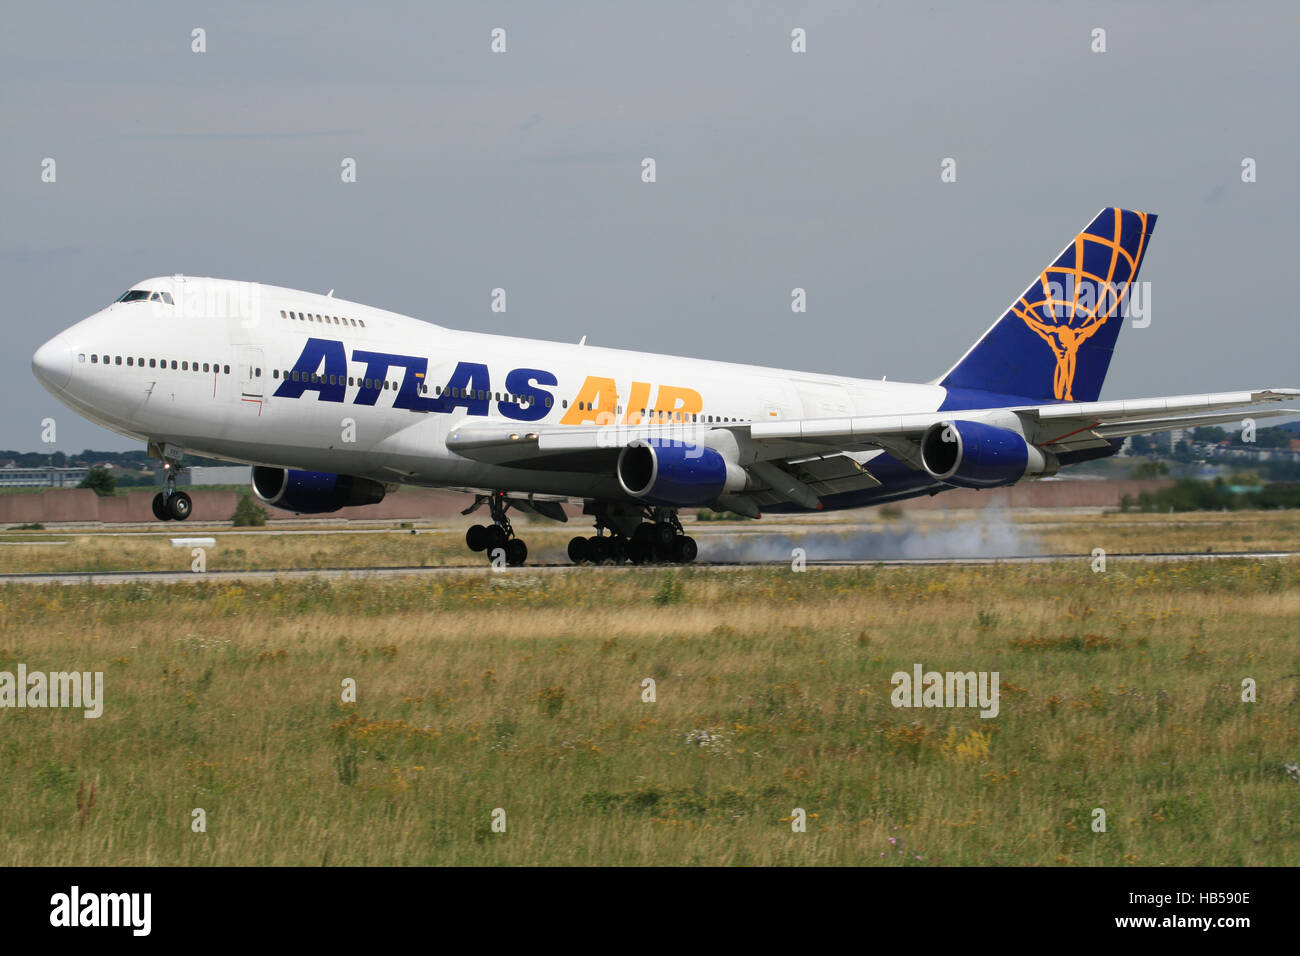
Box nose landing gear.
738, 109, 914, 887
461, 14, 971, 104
149, 449, 191, 521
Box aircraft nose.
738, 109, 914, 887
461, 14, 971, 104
32, 336, 73, 392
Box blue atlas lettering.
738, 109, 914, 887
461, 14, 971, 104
274, 338, 347, 402
499, 368, 556, 422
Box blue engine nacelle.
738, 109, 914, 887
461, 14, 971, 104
251, 467, 387, 514
617, 438, 743, 507
919, 420, 1056, 489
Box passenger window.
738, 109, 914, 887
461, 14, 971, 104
91, 354, 98, 364
78, 353, 85, 363
545, 397, 552, 407
359, 320, 365, 328
255, 368, 261, 377
204, 363, 210, 372
182, 361, 188, 370
126, 357, 133, 366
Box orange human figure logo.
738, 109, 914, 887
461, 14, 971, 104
1019, 307, 1109, 402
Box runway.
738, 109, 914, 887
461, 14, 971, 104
0, 550, 1294, 586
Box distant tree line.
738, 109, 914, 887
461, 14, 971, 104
1121, 478, 1300, 513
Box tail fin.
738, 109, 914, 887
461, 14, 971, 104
938, 207, 1157, 404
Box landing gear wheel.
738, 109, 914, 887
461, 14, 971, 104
652, 522, 676, 552
152, 493, 172, 522
672, 535, 698, 564
628, 539, 651, 564
587, 536, 609, 564
485, 525, 508, 554
504, 538, 528, 567
567, 536, 590, 564
166, 491, 192, 521
466, 524, 489, 552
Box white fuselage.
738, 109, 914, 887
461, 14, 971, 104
33, 276, 947, 501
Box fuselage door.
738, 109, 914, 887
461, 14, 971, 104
237, 346, 264, 399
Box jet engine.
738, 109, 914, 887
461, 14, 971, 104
251, 467, 386, 514
919, 420, 1057, 489
616, 438, 746, 507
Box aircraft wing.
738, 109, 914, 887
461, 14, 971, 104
445, 387, 1298, 508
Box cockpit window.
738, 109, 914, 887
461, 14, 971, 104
115, 289, 173, 304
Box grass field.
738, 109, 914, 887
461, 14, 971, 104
1, 540, 1297, 865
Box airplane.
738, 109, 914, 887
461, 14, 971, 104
31, 208, 1298, 566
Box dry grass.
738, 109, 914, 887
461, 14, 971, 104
1019, 509, 1300, 555
1, 554, 1296, 865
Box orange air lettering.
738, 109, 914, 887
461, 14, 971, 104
560, 376, 620, 425
623, 382, 651, 424
653, 385, 703, 421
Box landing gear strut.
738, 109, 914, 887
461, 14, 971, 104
464, 492, 528, 566
568, 505, 697, 566
149, 450, 191, 521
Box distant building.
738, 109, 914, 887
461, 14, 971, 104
0, 465, 90, 487
179, 466, 253, 486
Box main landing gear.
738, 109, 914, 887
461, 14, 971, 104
464, 492, 528, 566
150, 452, 191, 521
567, 505, 697, 566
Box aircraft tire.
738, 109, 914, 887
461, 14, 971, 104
465, 524, 489, 552
567, 536, 589, 564
166, 491, 192, 521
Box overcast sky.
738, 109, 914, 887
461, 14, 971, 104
3, 1, 1297, 452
